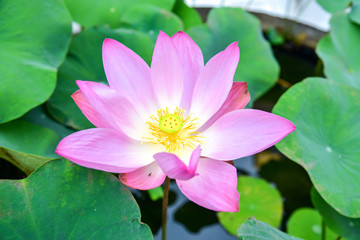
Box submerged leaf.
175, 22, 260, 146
218, 176, 283, 235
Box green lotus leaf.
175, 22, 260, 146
317, 13, 360, 89
273, 77, 360, 217
0, 0, 72, 123
316, 0, 350, 13
120, 5, 183, 41
187, 8, 279, 100
172, 0, 203, 29
0, 120, 59, 175
311, 188, 360, 239
287, 208, 337, 240
47, 27, 154, 130
64, 0, 175, 28
0, 158, 152, 239
218, 176, 283, 235
350, 2, 360, 25
237, 217, 302, 240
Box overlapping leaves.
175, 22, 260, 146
317, 13, 360, 89
187, 8, 280, 100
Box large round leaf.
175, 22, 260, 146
120, 5, 183, 41
0, 158, 152, 239
287, 208, 337, 240
311, 188, 360, 240
0, 120, 59, 175
0, 0, 72, 123
64, 0, 175, 28
273, 77, 360, 217
187, 8, 279, 100
237, 218, 302, 240
47, 27, 154, 130
218, 176, 283, 235
317, 13, 360, 89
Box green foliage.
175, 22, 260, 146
0, 159, 153, 240
350, 2, 360, 24
187, 8, 279, 101
266, 27, 285, 46
237, 218, 302, 240
0, 0, 72, 123
120, 5, 184, 41
218, 176, 283, 235
0, 120, 59, 175
316, 0, 350, 13
273, 77, 360, 218
311, 188, 360, 239
317, 13, 360, 89
64, 0, 175, 28
287, 208, 337, 240
147, 186, 164, 201
172, 0, 203, 29
47, 27, 154, 130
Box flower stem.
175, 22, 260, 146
161, 177, 170, 240
321, 219, 326, 240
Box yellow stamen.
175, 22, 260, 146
143, 107, 203, 153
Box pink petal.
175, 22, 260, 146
171, 31, 204, 111
55, 128, 157, 173
72, 90, 110, 128
201, 109, 296, 160
76, 80, 146, 140
102, 38, 158, 116
151, 31, 183, 109
176, 158, 239, 212
153, 145, 201, 180
119, 161, 166, 190
190, 42, 240, 127
198, 82, 250, 132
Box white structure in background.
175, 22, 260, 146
185, 0, 331, 31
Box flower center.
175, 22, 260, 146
143, 107, 203, 153
159, 114, 183, 134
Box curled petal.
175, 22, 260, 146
153, 145, 201, 180
176, 158, 239, 212
76, 80, 146, 140
56, 128, 157, 173
151, 31, 183, 109
102, 38, 158, 116
72, 90, 110, 128
202, 109, 296, 160
119, 161, 166, 190
199, 82, 250, 132
171, 31, 204, 111
190, 42, 240, 127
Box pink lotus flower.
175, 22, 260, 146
56, 31, 295, 212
